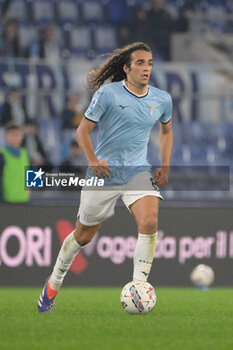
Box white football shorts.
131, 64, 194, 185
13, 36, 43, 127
77, 171, 163, 226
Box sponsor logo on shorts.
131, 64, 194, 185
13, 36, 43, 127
150, 177, 159, 191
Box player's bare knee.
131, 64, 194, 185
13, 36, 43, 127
74, 228, 92, 246
74, 222, 99, 246
138, 216, 158, 234
77, 235, 92, 247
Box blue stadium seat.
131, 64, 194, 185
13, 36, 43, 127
69, 25, 93, 54
81, 1, 105, 23
222, 124, 233, 163
7, 0, 30, 24
56, 0, 80, 25
205, 123, 226, 148
206, 146, 218, 165
39, 119, 62, 165
171, 123, 183, 146
94, 25, 117, 53
172, 145, 191, 166
31, 0, 55, 25
171, 122, 233, 167
105, 0, 129, 23
185, 123, 207, 146
19, 25, 38, 50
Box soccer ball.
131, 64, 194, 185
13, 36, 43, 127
190, 264, 215, 288
120, 281, 156, 314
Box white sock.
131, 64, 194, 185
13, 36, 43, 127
133, 232, 158, 282
49, 231, 81, 290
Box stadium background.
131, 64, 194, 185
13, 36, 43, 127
0, 0, 232, 287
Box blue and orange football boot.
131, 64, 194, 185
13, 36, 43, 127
37, 278, 58, 313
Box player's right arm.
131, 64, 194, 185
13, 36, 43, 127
76, 118, 111, 178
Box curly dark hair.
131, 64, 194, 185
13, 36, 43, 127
87, 42, 152, 90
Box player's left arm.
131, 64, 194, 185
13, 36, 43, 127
154, 120, 173, 187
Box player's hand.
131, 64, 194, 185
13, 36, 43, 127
89, 160, 111, 178
154, 166, 170, 187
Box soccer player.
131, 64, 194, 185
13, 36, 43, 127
38, 42, 173, 313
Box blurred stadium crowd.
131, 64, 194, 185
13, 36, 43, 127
0, 0, 232, 60
0, 0, 232, 203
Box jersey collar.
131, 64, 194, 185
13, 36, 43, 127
122, 80, 149, 98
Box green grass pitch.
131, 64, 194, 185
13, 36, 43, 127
0, 288, 232, 350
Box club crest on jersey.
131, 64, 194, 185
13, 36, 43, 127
147, 104, 159, 116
